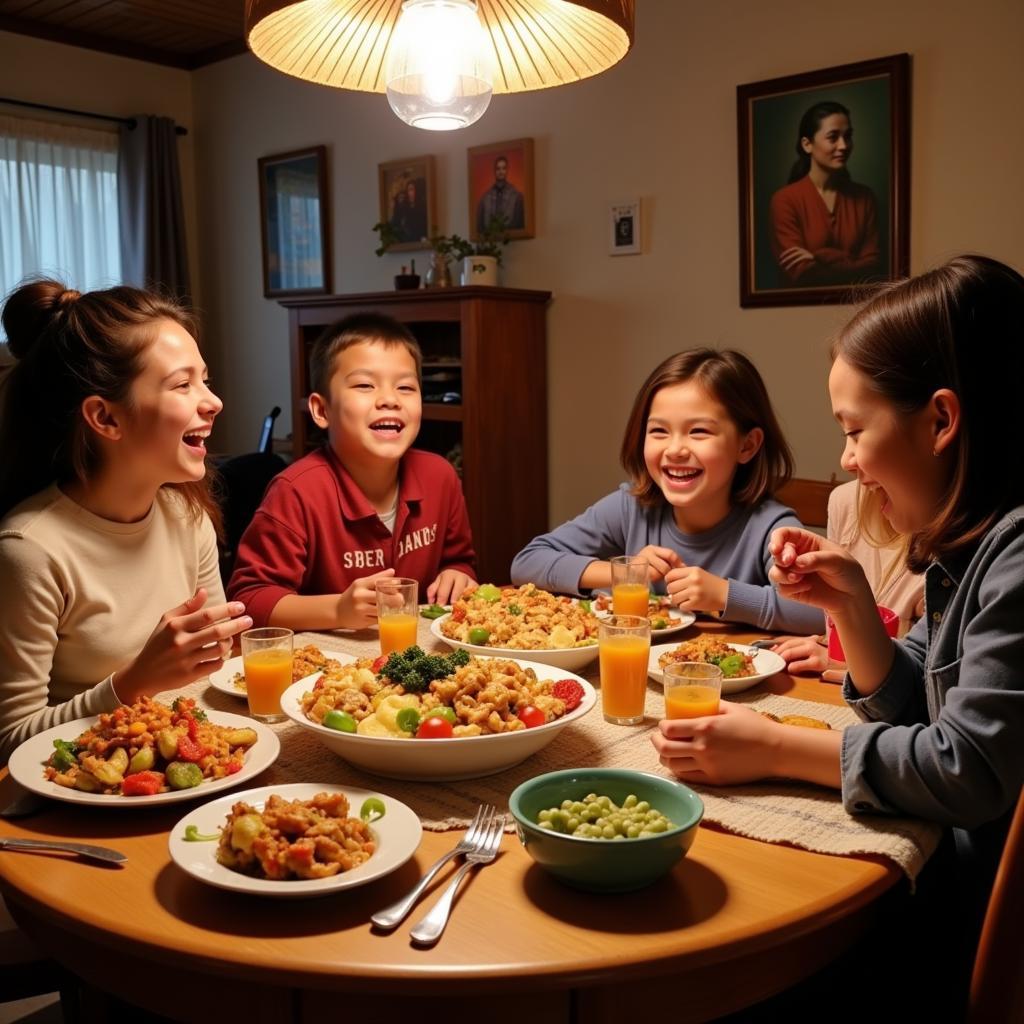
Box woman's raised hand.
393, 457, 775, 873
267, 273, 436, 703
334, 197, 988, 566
768, 527, 872, 614
114, 589, 253, 702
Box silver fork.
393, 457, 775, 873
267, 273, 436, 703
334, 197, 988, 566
409, 814, 504, 945
371, 804, 495, 930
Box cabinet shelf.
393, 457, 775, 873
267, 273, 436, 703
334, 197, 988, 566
281, 286, 551, 583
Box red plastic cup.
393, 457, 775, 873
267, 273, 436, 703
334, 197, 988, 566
827, 605, 899, 662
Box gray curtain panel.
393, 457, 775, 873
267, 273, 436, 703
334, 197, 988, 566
117, 115, 190, 301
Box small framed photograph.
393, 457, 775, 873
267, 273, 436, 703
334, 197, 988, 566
378, 156, 436, 251
467, 138, 534, 240
609, 199, 641, 256
737, 54, 910, 307
257, 146, 331, 298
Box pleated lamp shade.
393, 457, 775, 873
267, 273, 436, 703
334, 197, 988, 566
244, 0, 635, 96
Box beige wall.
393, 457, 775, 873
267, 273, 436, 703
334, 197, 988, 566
0, 30, 199, 306
4, 2, 1023, 527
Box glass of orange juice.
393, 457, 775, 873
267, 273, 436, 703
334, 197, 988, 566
610, 555, 649, 618
241, 627, 294, 723
663, 662, 723, 720
377, 577, 419, 656
598, 614, 650, 725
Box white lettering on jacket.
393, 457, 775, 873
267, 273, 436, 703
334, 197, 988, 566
396, 523, 438, 559
343, 549, 386, 569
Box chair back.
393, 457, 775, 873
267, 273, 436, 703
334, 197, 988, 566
775, 475, 840, 531
969, 787, 1024, 1022
216, 451, 287, 583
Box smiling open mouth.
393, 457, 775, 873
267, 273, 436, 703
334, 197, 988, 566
663, 467, 701, 482
182, 431, 209, 451
370, 419, 404, 435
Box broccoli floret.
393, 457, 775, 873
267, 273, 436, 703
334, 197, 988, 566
450, 648, 471, 667
419, 654, 447, 679
403, 645, 425, 662
401, 670, 427, 693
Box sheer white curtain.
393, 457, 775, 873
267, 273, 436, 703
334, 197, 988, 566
0, 114, 121, 300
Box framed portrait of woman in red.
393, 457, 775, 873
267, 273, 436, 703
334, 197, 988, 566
737, 54, 910, 307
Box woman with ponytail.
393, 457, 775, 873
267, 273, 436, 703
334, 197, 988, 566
0, 280, 252, 761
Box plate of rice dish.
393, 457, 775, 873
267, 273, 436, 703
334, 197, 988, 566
647, 636, 786, 694
433, 582, 599, 671
167, 783, 422, 898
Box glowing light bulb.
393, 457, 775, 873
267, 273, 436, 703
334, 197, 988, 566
385, 0, 493, 131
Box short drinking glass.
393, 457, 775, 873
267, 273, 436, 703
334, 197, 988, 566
610, 555, 649, 618
598, 614, 650, 726
377, 577, 419, 656
663, 662, 723, 719
241, 627, 294, 723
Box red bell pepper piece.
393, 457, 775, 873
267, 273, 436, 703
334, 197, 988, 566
177, 734, 207, 763
121, 771, 164, 796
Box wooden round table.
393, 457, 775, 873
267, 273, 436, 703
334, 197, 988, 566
0, 635, 898, 1023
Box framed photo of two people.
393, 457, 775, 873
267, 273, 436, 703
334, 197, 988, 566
738, 53, 910, 307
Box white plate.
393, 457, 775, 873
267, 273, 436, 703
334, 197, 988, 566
647, 642, 786, 694
207, 650, 356, 699
8, 710, 280, 807
429, 613, 599, 673
168, 783, 422, 898
591, 601, 697, 637
280, 658, 596, 781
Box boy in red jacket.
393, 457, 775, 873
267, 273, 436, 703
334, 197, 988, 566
228, 314, 476, 629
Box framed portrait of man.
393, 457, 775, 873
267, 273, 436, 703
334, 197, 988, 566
737, 54, 910, 307
378, 155, 436, 251
467, 138, 534, 241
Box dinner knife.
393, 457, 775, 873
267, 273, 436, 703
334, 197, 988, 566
0, 836, 127, 864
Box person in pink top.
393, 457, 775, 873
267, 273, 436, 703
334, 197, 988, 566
228, 313, 476, 630
769, 100, 881, 287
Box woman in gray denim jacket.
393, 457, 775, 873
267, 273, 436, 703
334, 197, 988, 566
653, 256, 1024, 993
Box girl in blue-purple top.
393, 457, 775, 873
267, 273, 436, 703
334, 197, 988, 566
512, 348, 823, 634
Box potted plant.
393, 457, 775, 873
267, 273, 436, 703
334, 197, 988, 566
372, 222, 420, 290
450, 215, 509, 286
423, 228, 457, 288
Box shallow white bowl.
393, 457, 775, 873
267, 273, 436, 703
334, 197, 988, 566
429, 614, 599, 673
280, 658, 596, 781
647, 642, 786, 695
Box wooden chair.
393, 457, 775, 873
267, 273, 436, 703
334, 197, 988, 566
775, 474, 841, 530
969, 787, 1024, 1023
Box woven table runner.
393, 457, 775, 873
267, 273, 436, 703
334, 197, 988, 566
183, 623, 940, 881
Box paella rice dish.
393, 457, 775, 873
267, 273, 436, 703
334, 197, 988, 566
216, 791, 375, 880
658, 636, 758, 679
43, 696, 258, 796
441, 583, 599, 650
298, 643, 577, 738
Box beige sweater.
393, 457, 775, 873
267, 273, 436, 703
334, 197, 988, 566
828, 480, 924, 636
0, 485, 223, 762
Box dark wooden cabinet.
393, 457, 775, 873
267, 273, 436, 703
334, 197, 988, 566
280, 286, 551, 584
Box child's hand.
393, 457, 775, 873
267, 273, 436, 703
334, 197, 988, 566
651, 702, 782, 784
768, 527, 870, 613
115, 589, 253, 702
635, 545, 684, 582
336, 569, 396, 629
428, 569, 474, 606
771, 635, 831, 675
664, 565, 728, 614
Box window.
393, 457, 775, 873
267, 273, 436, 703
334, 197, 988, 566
0, 114, 121, 306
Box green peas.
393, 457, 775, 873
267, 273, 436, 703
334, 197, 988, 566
468, 627, 491, 645
534, 793, 675, 840
323, 709, 357, 733
395, 707, 421, 734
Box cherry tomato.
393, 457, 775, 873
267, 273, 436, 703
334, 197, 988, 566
371, 655, 388, 673
417, 716, 455, 739
517, 705, 546, 728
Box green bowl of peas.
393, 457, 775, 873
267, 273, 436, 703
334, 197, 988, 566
508, 768, 703, 892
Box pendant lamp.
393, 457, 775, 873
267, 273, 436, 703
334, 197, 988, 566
245, 0, 635, 131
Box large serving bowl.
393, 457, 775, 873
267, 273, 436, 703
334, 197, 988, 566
509, 768, 703, 892
279, 659, 596, 782
430, 614, 599, 673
